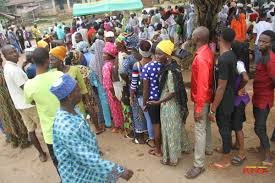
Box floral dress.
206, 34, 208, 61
102, 61, 124, 128
160, 71, 191, 164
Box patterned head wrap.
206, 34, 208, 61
50, 74, 76, 100
103, 42, 118, 57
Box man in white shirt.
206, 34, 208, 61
2, 45, 47, 162
253, 13, 272, 63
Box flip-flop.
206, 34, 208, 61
148, 149, 162, 157
231, 156, 246, 166
209, 162, 231, 169
132, 138, 146, 145
262, 160, 273, 167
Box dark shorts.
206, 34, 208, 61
231, 102, 246, 131
148, 105, 160, 124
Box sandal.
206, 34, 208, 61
148, 149, 162, 157
231, 156, 246, 166
146, 139, 155, 148
185, 167, 205, 179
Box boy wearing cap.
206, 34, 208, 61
24, 48, 63, 174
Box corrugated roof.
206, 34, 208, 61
7, 0, 44, 6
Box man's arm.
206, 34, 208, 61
211, 79, 227, 112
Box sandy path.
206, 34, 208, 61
0, 55, 274, 183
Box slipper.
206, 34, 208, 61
262, 160, 273, 167
185, 167, 205, 179
209, 162, 231, 169
39, 153, 47, 162
111, 128, 119, 133
132, 138, 145, 144
247, 147, 262, 153
231, 156, 246, 166
148, 149, 162, 157
146, 139, 155, 148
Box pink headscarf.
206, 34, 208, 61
103, 42, 118, 57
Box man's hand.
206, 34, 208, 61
237, 88, 247, 96
208, 113, 216, 123
194, 112, 203, 122
120, 169, 134, 181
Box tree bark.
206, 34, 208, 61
193, 0, 228, 39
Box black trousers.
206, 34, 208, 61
47, 144, 60, 176
216, 112, 232, 154
253, 106, 271, 150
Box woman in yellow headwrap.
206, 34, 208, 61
147, 40, 191, 165
49, 46, 89, 115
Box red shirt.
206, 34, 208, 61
191, 45, 214, 113
253, 51, 275, 109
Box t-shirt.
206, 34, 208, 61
3, 61, 33, 109
253, 21, 272, 45
141, 61, 162, 101
215, 51, 237, 114
24, 70, 63, 144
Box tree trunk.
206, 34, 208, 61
193, 0, 228, 39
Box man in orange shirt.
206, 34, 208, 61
231, 11, 247, 42
185, 26, 214, 179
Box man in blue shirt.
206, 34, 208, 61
50, 74, 133, 183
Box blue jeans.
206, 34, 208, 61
138, 96, 154, 139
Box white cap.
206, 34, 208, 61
105, 31, 115, 38
247, 4, 252, 8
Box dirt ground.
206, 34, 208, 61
0, 55, 275, 183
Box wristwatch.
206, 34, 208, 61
209, 109, 216, 115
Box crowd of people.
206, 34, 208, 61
0, 0, 275, 182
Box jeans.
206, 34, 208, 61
253, 106, 271, 150
137, 96, 154, 139
194, 103, 212, 168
